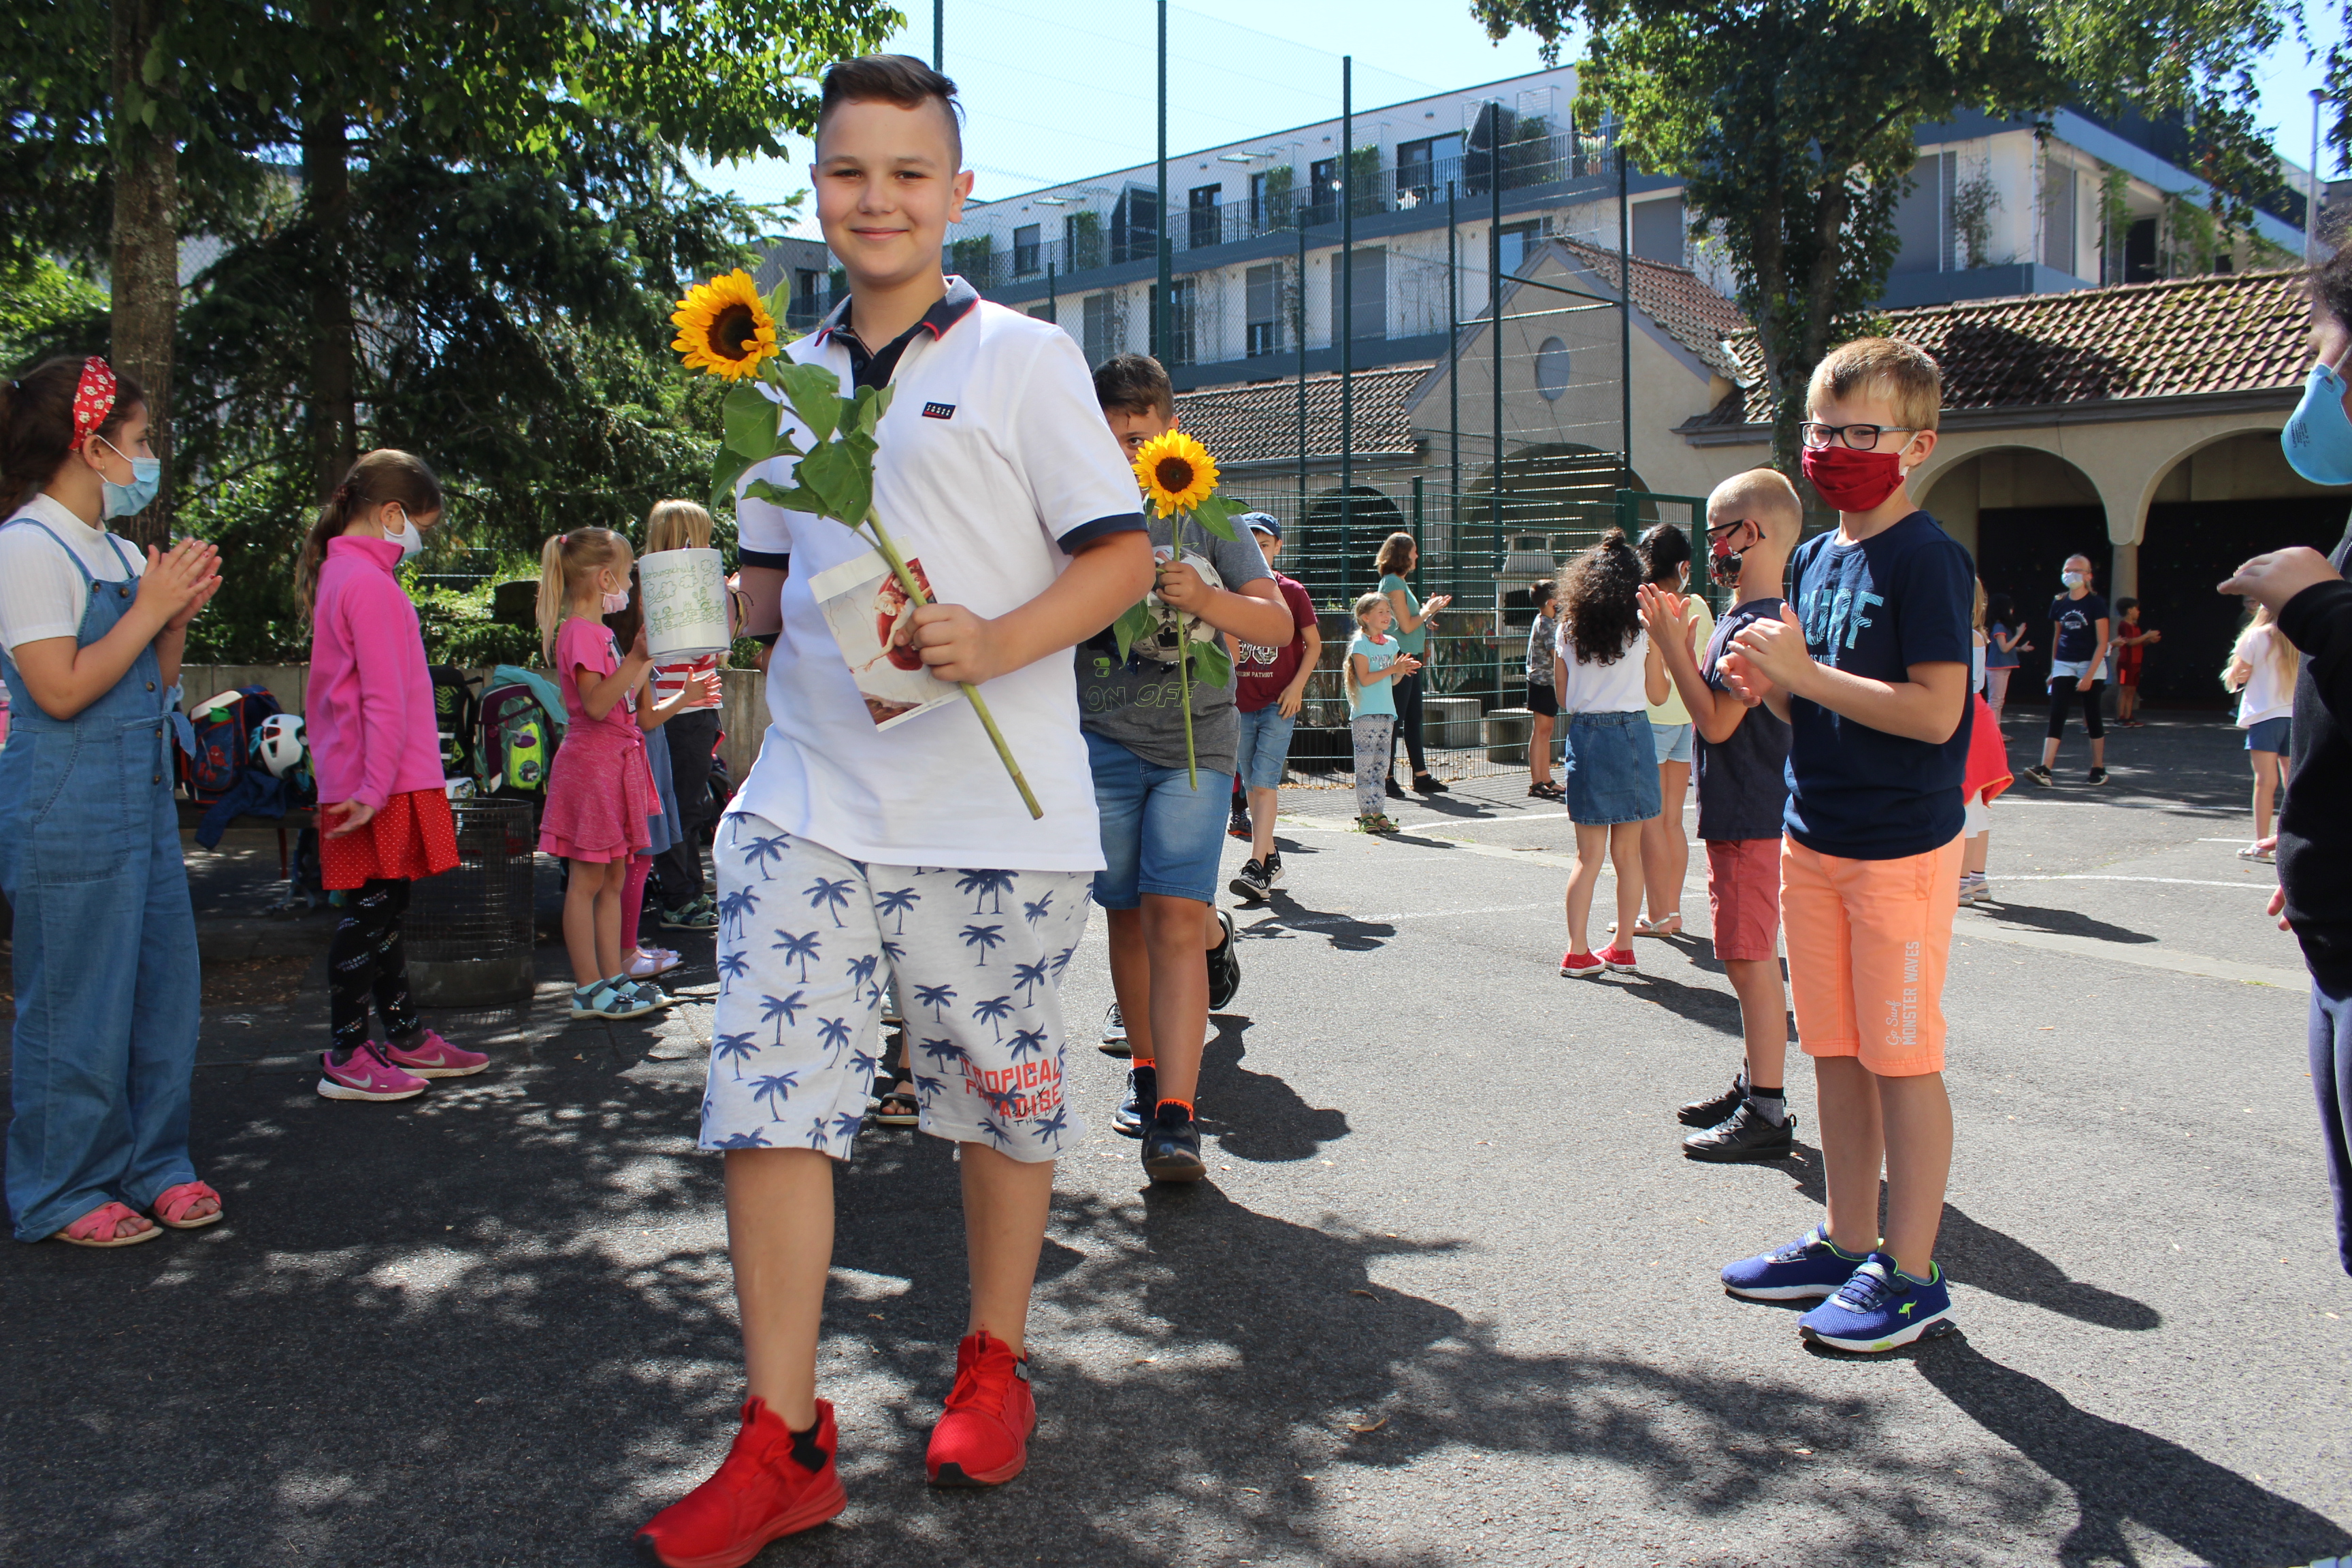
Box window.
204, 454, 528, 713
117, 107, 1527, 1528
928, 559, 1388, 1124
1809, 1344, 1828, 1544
788, 269, 823, 329
1330, 246, 1386, 346
1064, 212, 1105, 272
1188, 185, 1222, 250
1307, 157, 1339, 225
1249, 167, 1294, 230
1631, 198, 1683, 265
1082, 293, 1116, 365
1156, 278, 1197, 366
1535, 336, 1571, 401
1497, 220, 1542, 278
1246, 263, 1285, 357
1395, 133, 1464, 205
2123, 216, 2158, 283
2043, 161, 2080, 276
1111, 185, 1159, 266
1013, 223, 1041, 275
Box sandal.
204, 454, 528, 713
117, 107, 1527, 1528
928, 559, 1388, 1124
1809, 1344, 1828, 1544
1648, 912, 1684, 937
151, 1180, 223, 1230
1607, 917, 1661, 938
1358, 813, 1400, 835
870, 1077, 920, 1127
1528, 781, 1563, 800
53, 1200, 161, 1248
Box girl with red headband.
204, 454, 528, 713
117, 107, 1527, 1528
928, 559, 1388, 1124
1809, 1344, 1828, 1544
0, 355, 222, 1247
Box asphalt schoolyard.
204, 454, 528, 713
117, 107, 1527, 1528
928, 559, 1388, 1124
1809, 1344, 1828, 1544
2, 711, 2348, 1567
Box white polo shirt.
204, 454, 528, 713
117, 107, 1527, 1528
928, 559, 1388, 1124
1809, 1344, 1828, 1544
733, 280, 1145, 871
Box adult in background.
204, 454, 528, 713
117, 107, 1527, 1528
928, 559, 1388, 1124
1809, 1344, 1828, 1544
1623, 523, 1711, 938
2238, 248, 2352, 1277
2025, 553, 2110, 787
1376, 532, 1452, 797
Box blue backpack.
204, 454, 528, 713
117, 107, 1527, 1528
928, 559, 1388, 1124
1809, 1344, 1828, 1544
180, 685, 283, 807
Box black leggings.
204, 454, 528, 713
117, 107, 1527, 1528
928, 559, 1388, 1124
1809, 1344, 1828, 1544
2046, 677, 2106, 741
655, 708, 721, 907
1390, 669, 1428, 776
330, 878, 418, 1054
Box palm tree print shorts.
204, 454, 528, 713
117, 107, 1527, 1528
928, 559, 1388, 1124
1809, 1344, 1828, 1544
700, 812, 1094, 1163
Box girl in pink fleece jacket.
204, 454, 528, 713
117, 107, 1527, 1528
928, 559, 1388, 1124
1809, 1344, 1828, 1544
295, 451, 488, 1102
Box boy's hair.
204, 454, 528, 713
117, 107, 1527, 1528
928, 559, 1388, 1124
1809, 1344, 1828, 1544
1530, 576, 1556, 609
538, 525, 632, 662
1094, 353, 1173, 420
1559, 527, 1644, 668
1808, 337, 1942, 433
2116, 596, 2140, 617
1637, 521, 1690, 587
645, 498, 714, 554
1, 355, 146, 510
819, 56, 962, 165
1708, 467, 1803, 546
293, 449, 444, 621
2312, 242, 2352, 343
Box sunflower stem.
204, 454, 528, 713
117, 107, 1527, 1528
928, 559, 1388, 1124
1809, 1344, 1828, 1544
860, 507, 1043, 820
1173, 509, 1198, 788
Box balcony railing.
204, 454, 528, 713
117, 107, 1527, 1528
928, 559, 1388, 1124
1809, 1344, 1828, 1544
943, 129, 1615, 294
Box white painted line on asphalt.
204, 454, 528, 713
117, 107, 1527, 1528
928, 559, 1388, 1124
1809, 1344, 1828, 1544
1266, 901, 1552, 928
1996, 875, 2274, 889
1956, 922, 2305, 988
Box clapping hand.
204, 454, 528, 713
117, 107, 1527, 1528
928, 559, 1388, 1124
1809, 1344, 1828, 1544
1636, 583, 1701, 656
137, 538, 222, 632
1716, 647, 1769, 708
2220, 548, 2340, 615
1729, 606, 1810, 689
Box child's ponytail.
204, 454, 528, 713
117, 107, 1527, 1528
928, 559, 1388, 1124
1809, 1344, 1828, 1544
294, 448, 444, 622
538, 525, 631, 662
538, 533, 572, 663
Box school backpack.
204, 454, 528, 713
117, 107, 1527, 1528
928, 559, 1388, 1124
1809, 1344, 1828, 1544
428, 666, 482, 780
478, 664, 566, 802
179, 685, 284, 807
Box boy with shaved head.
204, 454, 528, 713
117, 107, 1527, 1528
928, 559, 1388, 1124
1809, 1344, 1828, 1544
1639, 468, 1803, 1162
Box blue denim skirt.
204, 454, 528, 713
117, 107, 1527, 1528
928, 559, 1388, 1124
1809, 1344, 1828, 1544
1564, 710, 1663, 826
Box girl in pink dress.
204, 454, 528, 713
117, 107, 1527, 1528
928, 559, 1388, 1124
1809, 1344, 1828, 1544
536, 527, 669, 1021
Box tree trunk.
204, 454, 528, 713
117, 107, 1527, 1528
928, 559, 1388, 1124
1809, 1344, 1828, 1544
110, 0, 178, 551
303, 66, 355, 500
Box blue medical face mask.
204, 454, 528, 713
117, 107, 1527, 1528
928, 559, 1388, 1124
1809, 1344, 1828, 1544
2283, 360, 2352, 486
93, 435, 161, 519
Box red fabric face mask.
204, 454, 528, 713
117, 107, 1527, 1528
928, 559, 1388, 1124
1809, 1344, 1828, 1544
1800, 443, 1906, 512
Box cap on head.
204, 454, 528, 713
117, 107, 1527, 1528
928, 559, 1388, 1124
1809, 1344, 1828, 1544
1241, 512, 1281, 542
817, 54, 963, 167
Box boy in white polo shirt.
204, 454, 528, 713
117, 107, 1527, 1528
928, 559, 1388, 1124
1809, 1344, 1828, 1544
635, 55, 1154, 1568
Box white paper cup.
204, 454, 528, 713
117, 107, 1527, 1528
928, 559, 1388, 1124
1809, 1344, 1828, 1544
639, 547, 731, 659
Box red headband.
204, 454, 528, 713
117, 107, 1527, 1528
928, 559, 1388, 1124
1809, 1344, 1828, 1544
71, 357, 117, 451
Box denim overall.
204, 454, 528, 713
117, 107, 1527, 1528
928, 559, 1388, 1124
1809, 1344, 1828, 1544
0, 519, 200, 1241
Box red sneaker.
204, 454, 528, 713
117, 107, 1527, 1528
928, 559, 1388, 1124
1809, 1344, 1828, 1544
1600, 945, 1639, 973
1560, 950, 1605, 978
924, 1329, 1036, 1487
636, 1398, 845, 1568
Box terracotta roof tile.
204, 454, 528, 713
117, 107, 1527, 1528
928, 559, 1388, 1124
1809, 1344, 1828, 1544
1710, 268, 2309, 425
1173, 363, 1428, 467
1556, 240, 1750, 378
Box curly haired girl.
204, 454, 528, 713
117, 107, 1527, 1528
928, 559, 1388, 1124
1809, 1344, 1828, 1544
1554, 529, 1668, 977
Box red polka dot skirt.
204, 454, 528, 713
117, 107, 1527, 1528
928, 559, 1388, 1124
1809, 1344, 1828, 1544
321, 787, 461, 890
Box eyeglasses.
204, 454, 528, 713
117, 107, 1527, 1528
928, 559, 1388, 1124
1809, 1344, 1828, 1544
1706, 518, 1755, 540
1799, 421, 1919, 451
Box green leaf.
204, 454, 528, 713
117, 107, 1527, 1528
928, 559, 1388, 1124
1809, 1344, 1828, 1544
774, 361, 843, 443
764, 277, 793, 336
796, 438, 870, 525
1190, 636, 1234, 689
1189, 495, 1238, 542
722, 384, 782, 459
869, 382, 896, 423
1111, 602, 1154, 665
709, 446, 758, 513
743, 476, 827, 516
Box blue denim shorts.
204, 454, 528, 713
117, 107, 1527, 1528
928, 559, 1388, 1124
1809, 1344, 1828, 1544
2247, 716, 2291, 753
1232, 704, 1298, 791
1564, 710, 1663, 826
1086, 729, 1233, 908
1651, 719, 1694, 766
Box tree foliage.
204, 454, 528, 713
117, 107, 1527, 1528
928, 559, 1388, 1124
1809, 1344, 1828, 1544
1471, 0, 2294, 469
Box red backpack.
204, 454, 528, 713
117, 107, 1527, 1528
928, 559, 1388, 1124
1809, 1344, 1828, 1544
178, 685, 283, 806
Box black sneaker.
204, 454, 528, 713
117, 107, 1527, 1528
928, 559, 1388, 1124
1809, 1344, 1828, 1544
2086, 766, 2108, 785
2025, 764, 2055, 787
1206, 907, 1241, 1010
1413, 773, 1448, 794
1142, 1102, 1207, 1182
1385, 777, 1408, 800
1683, 1102, 1797, 1162
1227, 804, 1252, 841
1099, 1001, 1131, 1059
1112, 1064, 1157, 1137
1263, 850, 1284, 885
1229, 858, 1271, 902
1678, 1077, 1744, 1128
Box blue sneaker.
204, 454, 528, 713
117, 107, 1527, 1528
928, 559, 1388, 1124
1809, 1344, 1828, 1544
1720, 1226, 1871, 1301
1797, 1253, 1956, 1352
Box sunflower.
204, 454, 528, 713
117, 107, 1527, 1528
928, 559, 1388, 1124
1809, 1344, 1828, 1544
671, 270, 780, 380
1132, 429, 1220, 517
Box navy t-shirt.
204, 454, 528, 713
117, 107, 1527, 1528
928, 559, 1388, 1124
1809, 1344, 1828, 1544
1784, 512, 1975, 860
2048, 591, 2109, 664
1696, 598, 1792, 842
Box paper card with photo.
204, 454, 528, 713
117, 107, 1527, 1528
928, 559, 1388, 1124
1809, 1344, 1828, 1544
808, 548, 963, 730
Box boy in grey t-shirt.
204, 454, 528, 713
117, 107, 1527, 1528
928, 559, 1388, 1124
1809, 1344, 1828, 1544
1087, 355, 1299, 1183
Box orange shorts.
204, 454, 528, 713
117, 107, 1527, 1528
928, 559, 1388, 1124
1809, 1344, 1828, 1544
1779, 833, 1961, 1077
1705, 838, 1782, 962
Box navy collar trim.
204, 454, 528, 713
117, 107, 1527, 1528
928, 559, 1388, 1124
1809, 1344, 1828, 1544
814, 276, 981, 349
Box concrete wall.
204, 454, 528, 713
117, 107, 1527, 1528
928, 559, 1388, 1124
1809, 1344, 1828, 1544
178, 665, 772, 785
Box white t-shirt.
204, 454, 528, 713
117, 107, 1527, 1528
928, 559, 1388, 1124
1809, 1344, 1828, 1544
1556, 622, 1652, 714
733, 290, 1145, 871
0, 493, 145, 668
2236, 625, 2296, 728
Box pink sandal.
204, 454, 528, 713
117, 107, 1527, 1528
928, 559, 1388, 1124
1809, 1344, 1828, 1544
54, 1200, 161, 1248
152, 1180, 223, 1230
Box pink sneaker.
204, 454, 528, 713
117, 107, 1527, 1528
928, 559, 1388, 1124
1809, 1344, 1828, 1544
1599, 945, 1639, 973
383, 1030, 488, 1079
317, 1041, 428, 1102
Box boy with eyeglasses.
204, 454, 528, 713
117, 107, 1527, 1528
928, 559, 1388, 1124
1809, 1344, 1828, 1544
1715, 338, 1975, 1352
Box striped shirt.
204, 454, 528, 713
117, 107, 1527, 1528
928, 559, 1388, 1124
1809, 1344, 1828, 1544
653, 654, 722, 709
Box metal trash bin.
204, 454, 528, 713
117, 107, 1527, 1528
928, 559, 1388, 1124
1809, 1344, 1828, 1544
407, 796, 538, 1006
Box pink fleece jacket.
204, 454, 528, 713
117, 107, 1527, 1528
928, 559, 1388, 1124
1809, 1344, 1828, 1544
309, 535, 444, 810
